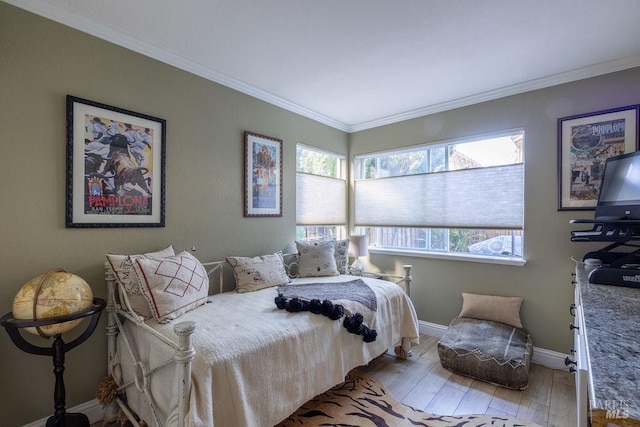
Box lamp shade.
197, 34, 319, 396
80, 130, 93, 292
348, 235, 368, 257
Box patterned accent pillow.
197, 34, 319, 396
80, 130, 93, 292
334, 238, 350, 274
226, 251, 290, 293
106, 245, 175, 318
133, 251, 209, 323
296, 240, 339, 277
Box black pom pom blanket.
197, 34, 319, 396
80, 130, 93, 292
276, 279, 378, 342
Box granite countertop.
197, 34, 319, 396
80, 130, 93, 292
579, 281, 640, 418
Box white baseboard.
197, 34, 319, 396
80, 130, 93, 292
418, 320, 570, 370
418, 319, 448, 338
22, 399, 103, 427
531, 347, 571, 370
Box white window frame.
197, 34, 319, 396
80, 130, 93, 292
296, 144, 347, 241
353, 129, 525, 266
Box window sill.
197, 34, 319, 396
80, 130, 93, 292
368, 247, 526, 266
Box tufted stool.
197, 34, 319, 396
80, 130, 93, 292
437, 293, 533, 390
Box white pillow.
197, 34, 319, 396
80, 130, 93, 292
226, 251, 290, 293
106, 245, 175, 318
296, 240, 339, 277
295, 239, 350, 275
133, 251, 209, 323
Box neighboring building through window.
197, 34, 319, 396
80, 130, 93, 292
353, 130, 524, 260
296, 144, 347, 240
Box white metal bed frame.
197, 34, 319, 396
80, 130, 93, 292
105, 259, 413, 427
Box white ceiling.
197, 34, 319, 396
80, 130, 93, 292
6, 0, 640, 132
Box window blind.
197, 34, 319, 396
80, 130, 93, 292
354, 163, 523, 229
296, 172, 346, 225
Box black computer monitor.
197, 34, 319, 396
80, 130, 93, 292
595, 151, 640, 221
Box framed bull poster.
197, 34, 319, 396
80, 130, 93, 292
66, 95, 166, 227
558, 104, 639, 210
244, 131, 283, 217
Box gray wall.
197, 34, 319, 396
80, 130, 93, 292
350, 66, 640, 356
0, 4, 347, 425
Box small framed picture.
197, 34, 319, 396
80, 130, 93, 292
244, 131, 283, 217
558, 105, 639, 210
66, 95, 166, 227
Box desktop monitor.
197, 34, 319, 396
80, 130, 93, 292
595, 151, 640, 221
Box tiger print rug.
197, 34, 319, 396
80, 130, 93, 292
275, 369, 541, 427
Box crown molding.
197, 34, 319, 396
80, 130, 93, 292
3, 0, 351, 132
348, 54, 640, 133
6, 0, 640, 134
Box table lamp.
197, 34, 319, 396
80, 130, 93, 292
348, 235, 368, 273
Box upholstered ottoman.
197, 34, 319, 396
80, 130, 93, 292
437, 293, 533, 390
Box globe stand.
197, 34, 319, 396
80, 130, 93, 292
1, 298, 106, 427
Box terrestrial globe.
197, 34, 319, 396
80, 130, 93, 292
12, 270, 94, 336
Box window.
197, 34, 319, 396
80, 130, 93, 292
296, 144, 347, 240
354, 130, 524, 261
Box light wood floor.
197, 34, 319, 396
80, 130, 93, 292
94, 334, 577, 427
360, 334, 577, 427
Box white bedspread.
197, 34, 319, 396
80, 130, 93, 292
116, 275, 419, 427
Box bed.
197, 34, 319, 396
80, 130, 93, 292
104, 243, 419, 427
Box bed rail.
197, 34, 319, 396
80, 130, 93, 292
201, 255, 413, 297
350, 264, 413, 297
201, 260, 234, 294
106, 262, 195, 427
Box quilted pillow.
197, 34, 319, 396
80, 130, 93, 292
226, 251, 290, 293
296, 240, 339, 277
106, 245, 175, 318
133, 251, 209, 323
